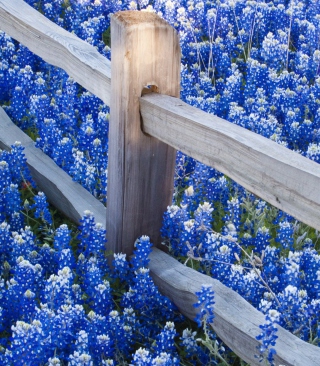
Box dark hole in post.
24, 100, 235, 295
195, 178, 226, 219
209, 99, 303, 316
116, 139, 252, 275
140, 84, 159, 135
141, 84, 159, 95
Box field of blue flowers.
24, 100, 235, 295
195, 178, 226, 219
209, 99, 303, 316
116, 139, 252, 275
1, 0, 320, 365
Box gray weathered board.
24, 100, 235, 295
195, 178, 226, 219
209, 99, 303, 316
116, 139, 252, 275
2, 102, 319, 364
141, 92, 320, 232
2, 0, 320, 238
0, 0, 111, 106
2, 1, 320, 364
149, 248, 320, 366
0, 107, 106, 227
106, 11, 180, 256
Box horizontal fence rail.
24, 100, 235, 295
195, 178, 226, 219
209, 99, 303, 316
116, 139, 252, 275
149, 248, 320, 366
2, 1, 320, 365
140, 92, 320, 231
2, 0, 320, 232
0, 107, 106, 226
2, 107, 320, 366
0, 0, 111, 105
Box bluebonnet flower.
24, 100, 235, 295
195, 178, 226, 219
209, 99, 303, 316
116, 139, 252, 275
8, 211, 24, 232
161, 205, 185, 256
38, 243, 57, 278
261, 246, 281, 294
78, 115, 96, 151
256, 309, 280, 366
83, 260, 112, 315
106, 309, 131, 355
209, 238, 236, 282
70, 149, 87, 186
112, 252, 131, 282
301, 247, 320, 298
131, 235, 153, 272
31, 191, 52, 224
3, 184, 21, 216
48, 357, 62, 366
261, 32, 287, 70
84, 310, 113, 360
277, 284, 308, 332
43, 303, 86, 359
57, 248, 76, 270
242, 268, 265, 308
43, 1, 62, 24
305, 142, 320, 163
20, 289, 37, 322
57, 77, 78, 129
153, 321, 177, 356
180, 328, 209, 364
10, 85, 30, 127
194, 284, 215, 326
7, 142, 34, 186
69, 330, 93, 365
241, 232, 253, 248
0, 161, 11, 197
131, 347, 152, 365
42, 266, 74, 310
54, 224, 71, 252
276, 221, 294, 251
4, 1, 320, 362
53, 137, 74, 173
0, 221, 12, 262
36, 118, 62, 157
77, 211, 108, 275
122, 266, 177, 340
7, 320, 46, 364
255, 226, 271, 255
223, 197, 241, 235
5, 259, 42, 324
280, 251, 302, 289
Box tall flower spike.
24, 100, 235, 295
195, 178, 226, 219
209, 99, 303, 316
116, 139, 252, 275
130, 235, 152, 272
194, 285, 215, 327
31, 192, 52, 225
256, 309, 280, 366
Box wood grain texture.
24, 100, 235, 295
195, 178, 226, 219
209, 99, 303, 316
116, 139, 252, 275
107, 11, 180, 255
0, 0, 111, 105
0, 107, 106, 227
149, 247, 320, 366
141, 92, 320, 231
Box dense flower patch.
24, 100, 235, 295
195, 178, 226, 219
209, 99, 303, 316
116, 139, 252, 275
1, 0, 320, 364
0, 146, 238, 365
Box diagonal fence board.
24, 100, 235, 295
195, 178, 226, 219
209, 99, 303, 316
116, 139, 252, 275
0, 107, 106, 227
1, 2, 320, 363
0, 0, 111, 106
149, 248, 320, 366
3, 0, 320, 232
140, 92, 320, 231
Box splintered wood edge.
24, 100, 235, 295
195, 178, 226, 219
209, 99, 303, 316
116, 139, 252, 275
0, 107, 106, 227
113, 10, 170, 26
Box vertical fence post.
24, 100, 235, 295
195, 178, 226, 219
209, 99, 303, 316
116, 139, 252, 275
107, 11, 181, 256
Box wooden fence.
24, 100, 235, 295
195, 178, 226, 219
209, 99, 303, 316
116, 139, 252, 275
1, 0, 320, 364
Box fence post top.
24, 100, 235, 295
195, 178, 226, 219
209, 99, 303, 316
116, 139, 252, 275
112, 10, 171, 27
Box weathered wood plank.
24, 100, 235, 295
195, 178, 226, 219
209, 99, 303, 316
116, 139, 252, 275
141, 93, 320, 231
0, 107, 106, 227
106, 11, 180, 255
149, 247, 320, 366
0, 0, 111, 105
